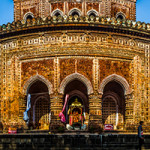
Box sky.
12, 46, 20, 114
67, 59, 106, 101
0, 0, 149, 25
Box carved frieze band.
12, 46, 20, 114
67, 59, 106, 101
2, 33, 149, 57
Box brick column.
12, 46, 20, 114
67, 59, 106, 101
50, 93, 63, 122
89, 93, 102, 124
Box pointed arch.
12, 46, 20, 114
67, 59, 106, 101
23, 74, 53, 94
51, 9, 64, 17
87, 9, 99, 16
24, 12, 34, 21
99, 74, 131, 95
68, 8, 82, 16
59, 73, 93, 95
116, 12, 126, 20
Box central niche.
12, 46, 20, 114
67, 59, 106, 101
64, 79, 89, 130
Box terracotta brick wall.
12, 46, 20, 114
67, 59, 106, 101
13, 0, 136, 22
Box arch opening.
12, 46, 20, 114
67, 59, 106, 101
69, 8, 81, 16
54, 12, 61, 17
27, 80, 50, 130
71, 11, 79, 16
26, 15, 33, 20
117, 15, 124, 20
116, 12, 126, 20
51, 9, 63, 17
89, 13, 96, 17
87, 9, 98, 17
64, 79, 89, 130
24, 12, 34, 21
102, 81, 125, 130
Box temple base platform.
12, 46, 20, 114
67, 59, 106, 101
0, 133, 149, 149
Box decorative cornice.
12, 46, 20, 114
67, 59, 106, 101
0, 16, 150, 39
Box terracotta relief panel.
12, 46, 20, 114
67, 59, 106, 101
23, 9, 29, 16
68, 2, 82, 11
30, 7, 36, 14
111, 3, 130, 19
99, 60, 130, 84
51, 3, 64, 12
86, 3, 99, 12
93, 3, 99, 12
60, 59, 75, 82
21, 59, 54, 87
58, 3, 64, 12
77, 59, 93, 83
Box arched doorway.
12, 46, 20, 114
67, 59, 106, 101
64, 79, 89, 130
27, 80, 50, 129
102, 81, 125, 129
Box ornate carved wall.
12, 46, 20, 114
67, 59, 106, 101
0, 12, 150, 131
21, 59, 54, 87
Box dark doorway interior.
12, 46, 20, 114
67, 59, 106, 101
27, 80, 50, 129
102, 81, 125, 128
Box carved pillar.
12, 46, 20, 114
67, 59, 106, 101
50, 57, 63, 123
125, 93, 134, 126
89, 93, 102, 124
50, 93, 63, 122
132, 56, 143, 124
89, 58, 102, 124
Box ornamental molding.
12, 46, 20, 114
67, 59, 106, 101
51, 9, 64, 17
98, 74, 131, 95
59, 73, 93, 95
0, 16, 150, 38
23, 74, 53, 95
2, 34, 150, 53
87, 9, 99, 16
68, 8, 82, 16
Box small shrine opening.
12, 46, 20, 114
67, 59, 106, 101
64, 79, 89, 130
102, 81, 125, 130
27, 80, 50, 130
26, 15, 33, 20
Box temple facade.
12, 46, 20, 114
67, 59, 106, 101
0, 0, 150, 131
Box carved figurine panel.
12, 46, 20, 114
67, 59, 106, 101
86, 2, 99, 12
68, 2, 82, 11
60, 58, 75, 83
99, 59, 130, 84
21, 59, 54, 87
51, 3, 64, 12
111, 2, 130, 19
77, 59, 93, 83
